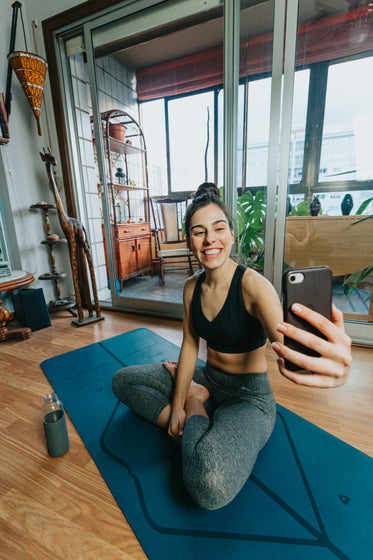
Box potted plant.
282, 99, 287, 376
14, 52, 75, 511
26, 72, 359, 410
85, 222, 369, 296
236, 190, 266, 270
343, 197, 373, 300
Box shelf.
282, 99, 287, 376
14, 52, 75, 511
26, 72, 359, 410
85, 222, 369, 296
48, 298, 77, 313
106, 135, 145, 155
39, 272, 67, 281
41, 239, 67, 246
101, 109, 151, 287
30, 203, 56, 210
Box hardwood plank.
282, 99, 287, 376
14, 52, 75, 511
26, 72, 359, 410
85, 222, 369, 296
0, 490, 140, 560
0, 309, 372, 559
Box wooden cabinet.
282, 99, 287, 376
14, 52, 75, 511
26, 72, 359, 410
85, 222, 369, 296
101, 109, 152, 291
115, 223, 151, 290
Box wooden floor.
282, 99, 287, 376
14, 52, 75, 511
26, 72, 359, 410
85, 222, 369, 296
1, 309, 372, 560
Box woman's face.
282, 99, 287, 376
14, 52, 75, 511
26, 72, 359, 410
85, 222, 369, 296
187, 203, 234, 270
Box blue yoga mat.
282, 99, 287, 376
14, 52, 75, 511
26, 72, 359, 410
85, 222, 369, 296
41, 328, 373, 560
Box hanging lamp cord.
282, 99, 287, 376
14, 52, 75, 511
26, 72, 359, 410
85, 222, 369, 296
19, 4, 28, 52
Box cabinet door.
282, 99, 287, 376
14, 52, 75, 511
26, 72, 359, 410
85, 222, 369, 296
117, 238, 137, 278
136, 235, 151, 272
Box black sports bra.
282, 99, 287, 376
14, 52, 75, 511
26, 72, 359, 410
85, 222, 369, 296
191, 264, 267, 353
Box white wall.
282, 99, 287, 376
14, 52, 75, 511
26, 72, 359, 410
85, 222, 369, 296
0, 0, 82, 305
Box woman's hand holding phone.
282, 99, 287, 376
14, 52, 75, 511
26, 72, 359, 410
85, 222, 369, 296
272, 302, 352, 387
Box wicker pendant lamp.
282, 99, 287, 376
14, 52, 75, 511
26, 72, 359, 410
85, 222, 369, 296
5, 2, 48, 137
7, 51, 47, 136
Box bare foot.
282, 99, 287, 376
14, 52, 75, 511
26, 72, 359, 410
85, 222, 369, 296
162, 360, 178, 378
186, 380, 210, 403
163, 361, 209, 402
184, 381, 210, 426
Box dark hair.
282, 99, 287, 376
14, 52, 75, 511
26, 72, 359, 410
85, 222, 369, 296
184, 192, 234, 238
195, 182, 220, 199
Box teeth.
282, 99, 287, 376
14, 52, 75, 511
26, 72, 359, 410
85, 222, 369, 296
204, 249, 220, 255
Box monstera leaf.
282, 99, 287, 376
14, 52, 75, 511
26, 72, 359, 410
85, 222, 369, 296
236, 190, 266, 265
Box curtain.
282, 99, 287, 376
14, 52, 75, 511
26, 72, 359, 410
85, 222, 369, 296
137, 7, 373, 101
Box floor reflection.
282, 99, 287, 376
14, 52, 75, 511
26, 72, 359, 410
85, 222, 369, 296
118, 270, 189, 304
104, 270, 370, 316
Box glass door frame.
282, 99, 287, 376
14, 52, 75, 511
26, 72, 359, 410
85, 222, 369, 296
51, 0, 373, 342
50, 0, 306, 318
263, 0, 373, 345
85, 0, 225, 317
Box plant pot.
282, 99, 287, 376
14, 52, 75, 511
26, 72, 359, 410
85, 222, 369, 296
109, 123, 126, 142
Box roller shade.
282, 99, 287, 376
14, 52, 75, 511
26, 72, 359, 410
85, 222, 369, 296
137, 6, 373, 100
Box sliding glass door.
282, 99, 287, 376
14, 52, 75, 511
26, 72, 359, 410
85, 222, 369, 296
88, 0, 225, 315
53, 0, 373, 342
274, 1, 373, 343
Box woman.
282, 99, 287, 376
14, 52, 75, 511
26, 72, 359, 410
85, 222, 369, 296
112, 193, 351, 510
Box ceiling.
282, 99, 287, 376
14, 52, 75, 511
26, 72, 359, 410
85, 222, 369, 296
94, 0, 366, 70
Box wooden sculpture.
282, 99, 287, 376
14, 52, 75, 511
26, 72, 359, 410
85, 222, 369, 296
40, 149, 104, 326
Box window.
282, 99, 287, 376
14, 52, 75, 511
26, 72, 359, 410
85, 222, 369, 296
316, 190, 373, 216
320, 57, 373, 183
245, 69, 309, 189
140, 47, 373, 203
246, 77, 271, 188
141, 99, 168, 197
168, 92, 214, 191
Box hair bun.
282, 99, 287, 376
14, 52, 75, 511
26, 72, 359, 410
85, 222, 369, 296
195, 182, 220, 199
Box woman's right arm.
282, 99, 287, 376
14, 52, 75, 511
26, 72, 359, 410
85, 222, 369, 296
168, 277, 200, 441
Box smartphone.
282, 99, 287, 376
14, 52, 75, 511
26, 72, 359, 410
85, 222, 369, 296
282, 266, 333, 371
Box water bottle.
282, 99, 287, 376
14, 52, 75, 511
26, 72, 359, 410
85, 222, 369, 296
116, 202, 122, 223
122, 202, 127, 222
42, 393, 69, 457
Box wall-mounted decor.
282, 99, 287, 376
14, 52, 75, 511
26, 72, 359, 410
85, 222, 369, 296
8, 51, 47, 136
5, 1, 47, 136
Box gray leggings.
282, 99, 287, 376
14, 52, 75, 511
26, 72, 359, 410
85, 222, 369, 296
112, 362, 276, 510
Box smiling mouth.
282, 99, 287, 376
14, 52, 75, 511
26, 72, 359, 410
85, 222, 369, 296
203, 248, 222, 257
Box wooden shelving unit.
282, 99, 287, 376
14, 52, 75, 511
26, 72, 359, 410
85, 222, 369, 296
100, 109, 152, 291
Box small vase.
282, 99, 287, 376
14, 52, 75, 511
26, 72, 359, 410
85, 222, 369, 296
310, 196, 321, 216
341, 194, 353, 215
286, 196, 292, 216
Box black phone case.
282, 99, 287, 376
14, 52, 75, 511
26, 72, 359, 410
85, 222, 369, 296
282, 266, 332, 371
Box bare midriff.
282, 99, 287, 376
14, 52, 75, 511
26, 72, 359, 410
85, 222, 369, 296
207, 343, 268, 374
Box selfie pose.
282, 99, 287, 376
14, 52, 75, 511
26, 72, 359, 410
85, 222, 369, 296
112, 192, 351, 510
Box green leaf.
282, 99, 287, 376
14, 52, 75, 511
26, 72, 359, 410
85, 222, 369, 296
343, 266, 373, 299
236, 190, 266, 264
295, 200, 311, 216
356, 198, 373, 215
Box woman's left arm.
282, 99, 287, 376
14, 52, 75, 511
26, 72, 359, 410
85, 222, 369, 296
243, 270, 352, 388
